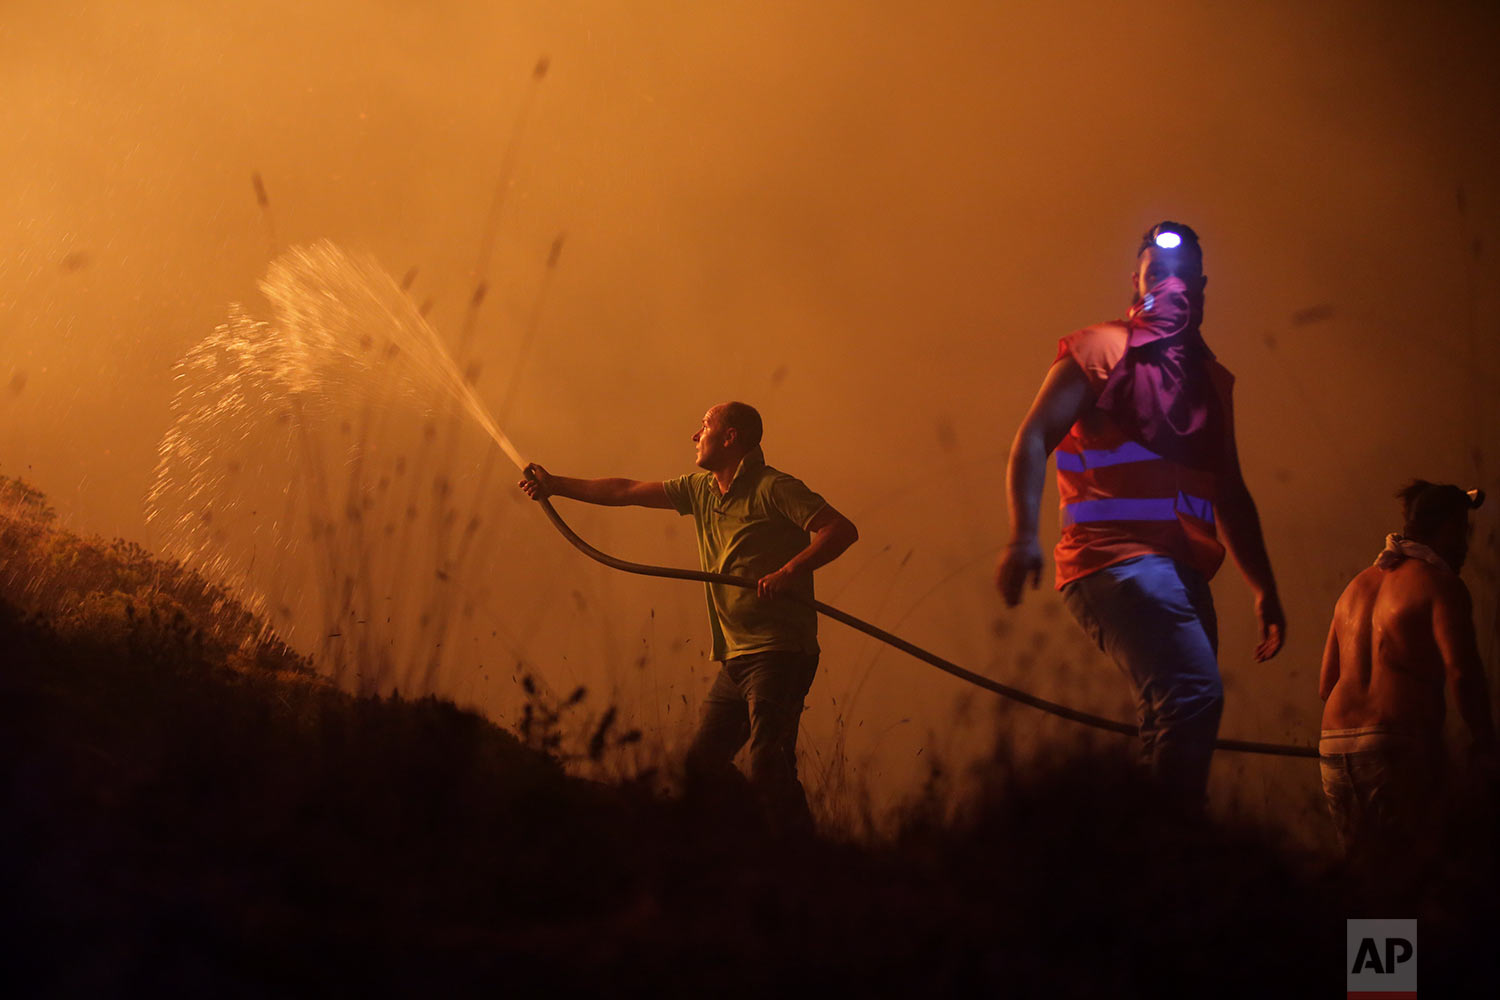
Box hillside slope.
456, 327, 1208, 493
2, 477, 1492, 996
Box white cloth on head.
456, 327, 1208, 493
1374, 533, 1452, 572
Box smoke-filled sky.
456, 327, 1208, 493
4, 0, 1498, 829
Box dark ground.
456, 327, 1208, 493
2, 478, 1494, 997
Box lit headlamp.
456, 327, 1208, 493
1153, 231, 1183, 250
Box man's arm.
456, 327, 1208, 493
1318, 616, 1340, 701
1213, 389, 1286, 661
1433, 575, 1496, 753
517, 463, 674, 509
757, 505, 859, 598
996, 357, 1093, 607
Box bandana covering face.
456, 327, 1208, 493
1096, 275, 1223, 470
1374, 533, 1453, 573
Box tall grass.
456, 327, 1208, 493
146, 244, 523, 696
10, 486, 1500, 994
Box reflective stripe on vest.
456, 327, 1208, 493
1054, 439, 1162, 472
1051, 330, 1231, 587
1061, 491, 1216, 527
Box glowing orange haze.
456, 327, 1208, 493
2, 0, 1497, 833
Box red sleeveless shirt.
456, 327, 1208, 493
1052, 322, 1231, 589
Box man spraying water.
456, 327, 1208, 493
519, 402, 858, 830
996, 222, 1285, 808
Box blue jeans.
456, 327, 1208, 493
1062, 555, 1223, 802
684, 650, 818, 828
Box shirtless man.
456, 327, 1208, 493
1319, 479, 1494, 865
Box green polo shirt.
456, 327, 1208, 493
662, 448, 829, 661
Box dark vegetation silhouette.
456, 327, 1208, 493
2, 476, 1494, 996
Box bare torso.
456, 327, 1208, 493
1320, 560, 1449, 737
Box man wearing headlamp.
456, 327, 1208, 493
996, 222, 1285, 807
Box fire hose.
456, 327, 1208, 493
527, 482, 1318, 760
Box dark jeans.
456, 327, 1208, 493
684, 649, 818, 829
1319, 727, 1441, 876
1062, 555, 1223, 804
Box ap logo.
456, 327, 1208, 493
1347, 918, 1416, 998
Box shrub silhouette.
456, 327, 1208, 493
2, 476, 1494, 995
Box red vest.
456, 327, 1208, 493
1053, 325, 1229, 589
